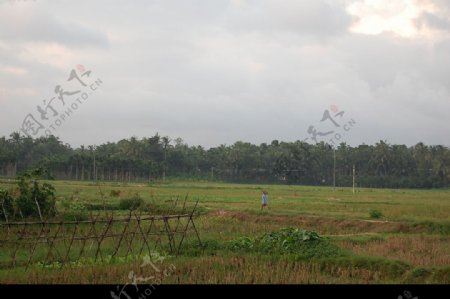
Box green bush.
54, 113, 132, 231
0, 188, 14, 221
0, 168, 57, 221
63, 202, 88, 221
119, 193, 144, 210
227, 228, 344, 258
369, 209, 383, 219
15, 168, 56, 219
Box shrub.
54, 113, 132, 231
227, 228, 344, 259
369, 209, 383, 219
119, 193, 144, 210
63, 202, 88, 221
0, 188, 14, 221
15, 168, 56, 219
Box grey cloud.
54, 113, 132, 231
0, 5, 109, 48
416, 12, 450, 31
412, 0, 450, 32
224, 0, 352, 37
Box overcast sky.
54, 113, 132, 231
1, 0, 449, 148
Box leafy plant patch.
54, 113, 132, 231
227, 228, 344, 258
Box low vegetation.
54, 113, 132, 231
118, 193, 144, 211
0, 168, 56, 220
227, 228, 344, 259
369, 209, 383, 219
0, 179, 448, 284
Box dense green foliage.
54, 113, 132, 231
0, 168, 56, 220
0, 189, 14, 221
227, 228, 344, 258
0, 132, 449, 188
16, 168, 56, 218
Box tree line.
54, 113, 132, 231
0, 132, 449, 188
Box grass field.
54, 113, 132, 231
0, 179, 449, 284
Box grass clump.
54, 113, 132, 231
119, 193, 144, 211
318, 255, 411, 280
84, 203, 121, 211
109, 190, 121, 197
431, 267, 450, 283
413, 221, 450, 235
369, 209, 383, 219
410, 267, 431, 278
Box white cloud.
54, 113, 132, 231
347, 0, 450, 39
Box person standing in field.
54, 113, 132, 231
261, 191, 269, 210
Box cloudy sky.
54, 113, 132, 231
0, 0, 449, 148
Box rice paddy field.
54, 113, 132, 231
0, 179, 449, 284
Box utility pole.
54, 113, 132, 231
163, 155, 166, 183
93, 146, 97, 184
161, 137, 170, 184
333, 148, 336, 192
89, 145, 97, 184
352, 164, 355, 194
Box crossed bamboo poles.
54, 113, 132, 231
0, 195, 202, 269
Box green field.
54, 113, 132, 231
0, 179, 449, 284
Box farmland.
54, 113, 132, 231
0, 179, 449, 284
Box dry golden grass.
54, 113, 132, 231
0, 256, 392, 284
200, 210, 437, 239
336, 235, 450, 268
